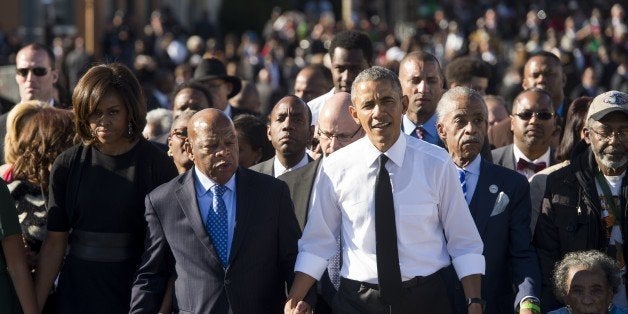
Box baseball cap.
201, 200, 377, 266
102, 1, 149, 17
586, 90, 628, 122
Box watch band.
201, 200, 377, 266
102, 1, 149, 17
467, 297, 486, 309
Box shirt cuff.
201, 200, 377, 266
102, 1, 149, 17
451, 253, 485, 279
295, 251, 329, 281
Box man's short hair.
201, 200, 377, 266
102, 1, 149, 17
171, 80, 213, 107
268, 95, 313, 125
351, 66, 402, 103
436, 87, 487, 122
513, 88, 554, 112
329, 31, 373, 64
527, 51, 562, 68
19, 43, 56, 69
400, 51, 445, 87
302, 64, 333, 84
444, 56, 491, 86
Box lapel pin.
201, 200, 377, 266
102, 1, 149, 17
489, 184, 498, 194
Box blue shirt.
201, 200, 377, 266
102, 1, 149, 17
402, 113, 440, 146
456, 155, 481, 205
193, 167, 237, 258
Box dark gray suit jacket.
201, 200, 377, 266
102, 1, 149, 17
447, 159, 541, 313
492, 144, 556, 172
130, 168, 304, 314
277, 158, 321, 230
250, 155, 314, 178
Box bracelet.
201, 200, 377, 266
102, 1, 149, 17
520, 302, 541, 313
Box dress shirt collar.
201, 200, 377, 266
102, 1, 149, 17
402, 113, 438, 138
274, 153, 310, 177
363, 133, 406, 169
223, 104, 232, 118
513, 144, 551, 165
458, 155, 481, 175
193, 166, 236, 196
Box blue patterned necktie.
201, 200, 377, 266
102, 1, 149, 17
458, 169, 468, 203
206, 184, 229, 267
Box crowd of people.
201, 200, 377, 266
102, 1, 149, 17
0, 1, 626, 314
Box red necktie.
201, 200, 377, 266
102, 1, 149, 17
516, 158, 547, 173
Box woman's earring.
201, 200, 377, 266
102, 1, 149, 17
167, 149, 173, 156
127, 122, 133, 136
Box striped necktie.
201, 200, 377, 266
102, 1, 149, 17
458, 169, 468, 202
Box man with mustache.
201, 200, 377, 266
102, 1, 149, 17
492, 88, 558, 180
398, 51, 446, 146
284, 67, 484, 314
131, 109, 310, 313
533, 91, 628, 312
437, 87, 541, 314
307, 30, 372, 125
251, 95, 314, 177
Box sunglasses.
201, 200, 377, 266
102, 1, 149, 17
512, 111, 555, 121
16, 67, 50, 77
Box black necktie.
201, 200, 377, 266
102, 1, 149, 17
375, 154, 402, 306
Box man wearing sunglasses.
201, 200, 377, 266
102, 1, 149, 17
492, 88, 558, 180
0, 43, 61, 163
533, 91, 628, 312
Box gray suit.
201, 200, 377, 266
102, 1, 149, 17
130, 168, 304, 314
249, 157, 275, 176
491, 144, 556, 173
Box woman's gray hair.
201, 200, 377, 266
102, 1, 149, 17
350, 66, 402, 104
436, 86, 486, 123
553, 250, 621, 300
146, 108, 174, 135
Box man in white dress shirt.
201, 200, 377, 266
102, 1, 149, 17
285, 66, 485, 314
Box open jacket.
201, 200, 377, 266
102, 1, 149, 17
533, 146, 628, 312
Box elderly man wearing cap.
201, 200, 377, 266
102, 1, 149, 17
193, 57, 255, 119
533, 91, 628, 312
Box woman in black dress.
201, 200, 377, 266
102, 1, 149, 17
35, 63, 177, 313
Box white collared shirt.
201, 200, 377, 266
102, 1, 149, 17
306, 88, 334, 126
512, 145, 551, 180
456, 155, 482, 205
295, 134, 485, 283
273, 154, 309, 177
193, 167, 237, 257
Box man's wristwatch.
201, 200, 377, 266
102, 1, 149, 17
467, 297, 486, 310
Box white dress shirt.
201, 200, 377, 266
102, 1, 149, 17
193, 167, 237, 257
456, 155, 482, 205
306, 88, 334, 126
512, 145, 551, 180
295, 134, 485, 284
274, 154, 310, 177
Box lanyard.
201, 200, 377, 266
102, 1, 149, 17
595, 167, 622, 226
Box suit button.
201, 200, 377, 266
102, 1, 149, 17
224, 279, 231, 285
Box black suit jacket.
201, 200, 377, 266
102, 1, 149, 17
446, 159, 541, 313
130, 168, 304, 314
492, 144, 556, 172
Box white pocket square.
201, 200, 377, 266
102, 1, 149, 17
490, 191, 509, 217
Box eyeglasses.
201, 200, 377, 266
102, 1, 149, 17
16, 67, 50, 77
170, 128, 188, 139
512, 111, 555, 121
589, 128, 628, 143
317, 125, 362, 143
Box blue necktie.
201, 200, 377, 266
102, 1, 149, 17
206, 185, 229, 267
458, 169, 468, 203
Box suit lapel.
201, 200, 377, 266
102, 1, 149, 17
469, 160, 499, 236
294, 159, 320, 229
505, 145, 516, 171
175, 171, 223, 266
228, 169, 252, 266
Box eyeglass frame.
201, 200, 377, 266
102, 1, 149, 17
16, 67, 51, 77
512, 110, 556, 121
317, 125, 362, 143
170, 128, 188, 140
588, 127, 628, 143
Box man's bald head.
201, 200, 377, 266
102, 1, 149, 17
318, 92, 363, 156
187, 108, 239, 184
294, 64, 333, 102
